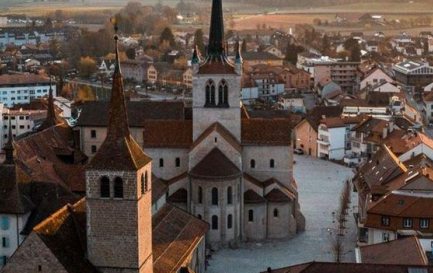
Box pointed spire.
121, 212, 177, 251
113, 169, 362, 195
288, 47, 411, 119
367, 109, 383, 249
86, 18, 151, 171
105, 17, 131, 141
208, 0, 224, 57
4, 120, 14, 165
39, 75, 60, 131
192, 45, 200, 64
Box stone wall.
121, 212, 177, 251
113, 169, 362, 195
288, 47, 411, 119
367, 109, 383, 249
86, 163, 153, 272
242, 145, 293, 187
190, 177, 241, 249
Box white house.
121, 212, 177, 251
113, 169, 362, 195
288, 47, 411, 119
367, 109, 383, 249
424, 82, 433, 92
1, 107, 47, 149
278, 93, 305, 113
317, 117, 361, 160
360, 67, 394, 90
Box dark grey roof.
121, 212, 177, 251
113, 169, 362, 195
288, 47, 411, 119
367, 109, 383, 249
75, 101, 186, 127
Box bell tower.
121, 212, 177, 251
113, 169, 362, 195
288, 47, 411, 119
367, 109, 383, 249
192, 0, 243, 141
85, 22, 153, 273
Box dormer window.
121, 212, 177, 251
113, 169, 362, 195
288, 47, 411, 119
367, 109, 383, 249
100, 176, 110, 198
205, 80, 216, 107
114, 177, 123, 198
218, 80, 229, 107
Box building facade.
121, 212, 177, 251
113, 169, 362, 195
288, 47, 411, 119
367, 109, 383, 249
0, 74, 56, 107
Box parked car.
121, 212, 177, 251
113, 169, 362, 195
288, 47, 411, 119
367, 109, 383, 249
294, 148, 304, 155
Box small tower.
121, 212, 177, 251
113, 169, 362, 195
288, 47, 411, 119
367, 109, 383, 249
191, 0, 242, 141
85, 21, 154, 273
39, 78, 61, 131
191, 45, 200, 75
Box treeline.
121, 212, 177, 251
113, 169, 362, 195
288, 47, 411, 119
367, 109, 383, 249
223, 0, 433, 7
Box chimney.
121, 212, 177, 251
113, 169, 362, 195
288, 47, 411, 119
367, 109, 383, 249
267, 267, 272, 273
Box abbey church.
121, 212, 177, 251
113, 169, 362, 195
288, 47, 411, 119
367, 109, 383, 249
0, 1, 304, 273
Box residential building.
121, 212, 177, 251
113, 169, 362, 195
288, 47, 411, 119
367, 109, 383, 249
317, 116, 362, 160
120, 59, 150, 83
393, 60, 433, 92
0, 74, 56, 107
294, 106, 342, 157
278, 93, 305, 113
360, 67, 394, 90
314, 61, 360, 93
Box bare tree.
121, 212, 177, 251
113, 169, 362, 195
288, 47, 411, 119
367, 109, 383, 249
330, 180, 352, 263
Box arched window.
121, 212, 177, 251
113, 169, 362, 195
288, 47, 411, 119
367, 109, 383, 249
205, 80, 216, 106
227, 186, 233, 205
250, 159, 256, 169
159, 158, 164, 167
100, 176, 110, 198
141, 172, 148, 194
114, 177, 123, 198
270, 159, 275, 168
211, 187, 218, 205
218, 80, 229, 106
248, 209, 254, 222
212, 215, 218, 230
227, 214, 233, 229
197, 214, 202, 220
273, 208, 279, 218
198, 186, 203, 204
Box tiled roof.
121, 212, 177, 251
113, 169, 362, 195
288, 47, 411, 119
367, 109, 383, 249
152, 204, 209, 273
244, 189, 266, 204
190, 148, 241, 179
384, 131, 433, 156
14, 124, 88, 192
152, 175, 168, 203
242, 51, 282, 61
32, 199, 98, 273
367, 192, 433, 218
320, 116, 364, 129
10, 198, 207, 273
0, 73, 50, 86
359, 236, 428, 265
0, 165, 33, 214
265, 188, 293, 203
167, 188, 187, 203
354, 145, 406, 194
262, 262, 433, 273
198, 60, 237, 75
192, 122, 241, 152
241, 119, 291, 146
75, 101, 186, 127
303, 106, 343, 132
143, 120, 192, 148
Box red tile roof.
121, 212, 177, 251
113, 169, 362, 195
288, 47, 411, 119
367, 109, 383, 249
359, 236, 428, 265
189, 148, 241, 180
367, 192, 433, 218
241, 119, 291, 146
143, 120, 192, 148
244, 189, 266, 204
192, 122, 241, 152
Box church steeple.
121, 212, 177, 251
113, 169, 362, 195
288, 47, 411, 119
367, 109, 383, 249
39, 77, 61, 131
87, 19, 151, 171
4, 120, 14, 165
85, 19, 154, 273
207, 0, 225, 58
